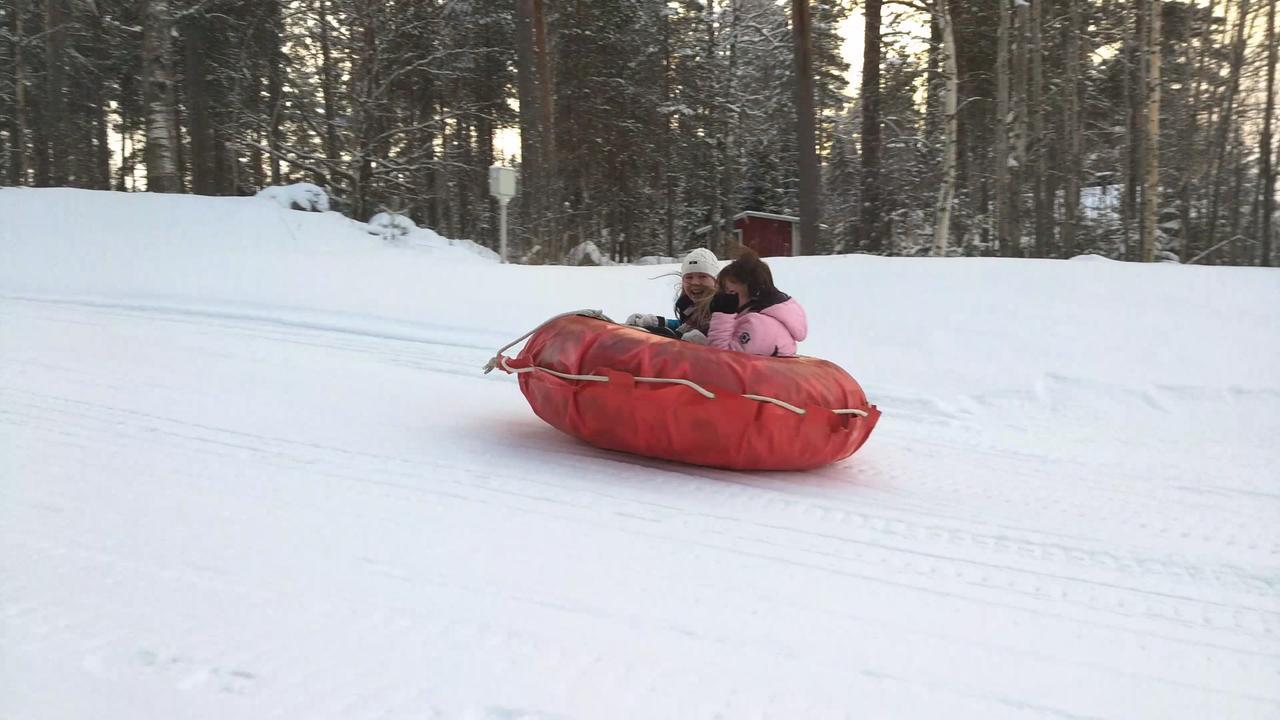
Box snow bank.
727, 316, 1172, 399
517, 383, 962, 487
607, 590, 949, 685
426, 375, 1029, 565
2, 187, 1276, 401
566, 239, 616, 266
0, 188, 498, 312
254, 182, 330, 212
367, 210, 417, 241
367, 210, 499, 262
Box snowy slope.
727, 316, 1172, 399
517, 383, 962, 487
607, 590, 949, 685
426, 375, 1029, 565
2, 188, 1278, 719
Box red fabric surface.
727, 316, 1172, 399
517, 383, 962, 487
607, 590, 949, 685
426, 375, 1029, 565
504, 315, 880, 471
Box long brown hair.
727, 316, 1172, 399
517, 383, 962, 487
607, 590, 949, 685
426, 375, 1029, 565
684, 294, 714, 332
717, 247, 777, 302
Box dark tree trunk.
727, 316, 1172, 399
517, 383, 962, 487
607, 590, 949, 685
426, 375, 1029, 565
317, 0, 340, 163
860, 0, 882, 253
44, 0, 69, 185
1262, 0, 1276, 266
926, 13, 942, 143
1205, 0, 1250, 254
995, 0, 1012, 256
1010, 0, 1029, 257
661, 6, 674, 257
184, 15, 217, 194
1123, 0, 1145, 260
1030, 0, 1051, 256
533, 0, 556, 257
1062, 0, 1083, 257
10, 0, 29, 185
266, 3, 283, 185
515, 0, 543, 254
792, 0, 821, 255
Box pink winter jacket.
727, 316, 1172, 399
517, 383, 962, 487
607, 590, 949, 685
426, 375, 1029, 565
707, 297, 808, 357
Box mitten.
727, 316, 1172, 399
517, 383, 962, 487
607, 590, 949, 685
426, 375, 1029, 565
625, 313, 662, 328
709, 292, 739, 315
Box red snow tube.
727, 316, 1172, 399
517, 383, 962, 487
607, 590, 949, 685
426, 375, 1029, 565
495, 314, 880, 471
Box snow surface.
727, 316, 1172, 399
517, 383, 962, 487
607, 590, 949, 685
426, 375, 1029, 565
2, 187, 1279, 719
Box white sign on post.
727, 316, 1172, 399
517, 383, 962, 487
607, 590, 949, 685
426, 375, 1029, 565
488, 165, 518, 263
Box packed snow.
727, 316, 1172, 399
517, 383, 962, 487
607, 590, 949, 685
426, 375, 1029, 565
2, 187, 1278, 719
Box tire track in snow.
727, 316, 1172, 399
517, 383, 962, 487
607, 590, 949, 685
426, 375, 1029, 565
5, 385, 1279, 660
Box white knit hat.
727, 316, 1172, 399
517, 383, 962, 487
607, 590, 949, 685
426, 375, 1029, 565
681, 248, 720, 276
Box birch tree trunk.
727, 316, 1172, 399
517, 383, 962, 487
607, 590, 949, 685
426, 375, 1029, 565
143, 0, 181, 193
933, 2, 959, 256
1139, 0, 1161, 262
1262, 0, 1276, 266
792, 0, 821, 255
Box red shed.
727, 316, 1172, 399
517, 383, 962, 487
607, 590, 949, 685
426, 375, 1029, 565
693, 211, 811, 257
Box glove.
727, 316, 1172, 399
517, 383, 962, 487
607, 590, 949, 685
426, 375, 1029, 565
709, 292, 739, 315
625, 313, 662, 329
681, 329, 709, 345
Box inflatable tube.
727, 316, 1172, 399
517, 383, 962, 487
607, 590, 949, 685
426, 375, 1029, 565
494, 314, 879, 471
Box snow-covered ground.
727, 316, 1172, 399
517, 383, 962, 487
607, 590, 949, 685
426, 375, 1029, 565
2, 187, 1278, 719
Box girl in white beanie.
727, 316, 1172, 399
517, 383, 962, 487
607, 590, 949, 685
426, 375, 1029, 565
626, 248, 720, 342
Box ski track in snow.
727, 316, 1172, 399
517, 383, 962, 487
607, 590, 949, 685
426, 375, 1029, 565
2, 295, 1279, 720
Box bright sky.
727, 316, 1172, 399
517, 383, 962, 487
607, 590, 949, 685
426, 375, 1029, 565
838, 9, 867, 95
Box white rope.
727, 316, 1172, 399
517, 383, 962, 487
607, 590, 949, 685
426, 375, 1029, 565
634, 376, 717, 399
485, 312, 871, 418
482, 309, 610, 374
500, 356, 719, 399
498, 356, 609, 383
742, 394, 805, 414
498, 358, 868, 417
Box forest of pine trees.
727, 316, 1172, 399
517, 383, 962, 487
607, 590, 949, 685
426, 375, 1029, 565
0, 0, 1275, 265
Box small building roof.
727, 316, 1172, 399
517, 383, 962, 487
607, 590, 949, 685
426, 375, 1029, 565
696, 210, 824, 235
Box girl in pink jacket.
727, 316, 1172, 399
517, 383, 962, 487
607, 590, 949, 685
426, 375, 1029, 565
707, 249, 808, 357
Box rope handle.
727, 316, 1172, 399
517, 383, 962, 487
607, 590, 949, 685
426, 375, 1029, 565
483, 312, 870, 418
483, 309, 610, 374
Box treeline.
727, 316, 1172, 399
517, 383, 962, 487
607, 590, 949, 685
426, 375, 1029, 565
0, 0, 1275, 265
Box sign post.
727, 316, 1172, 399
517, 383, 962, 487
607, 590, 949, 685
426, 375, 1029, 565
488, 165, 518, 263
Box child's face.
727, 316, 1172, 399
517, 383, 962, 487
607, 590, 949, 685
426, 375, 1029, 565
682, 272, 716, 299
719, 277, 748, 308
